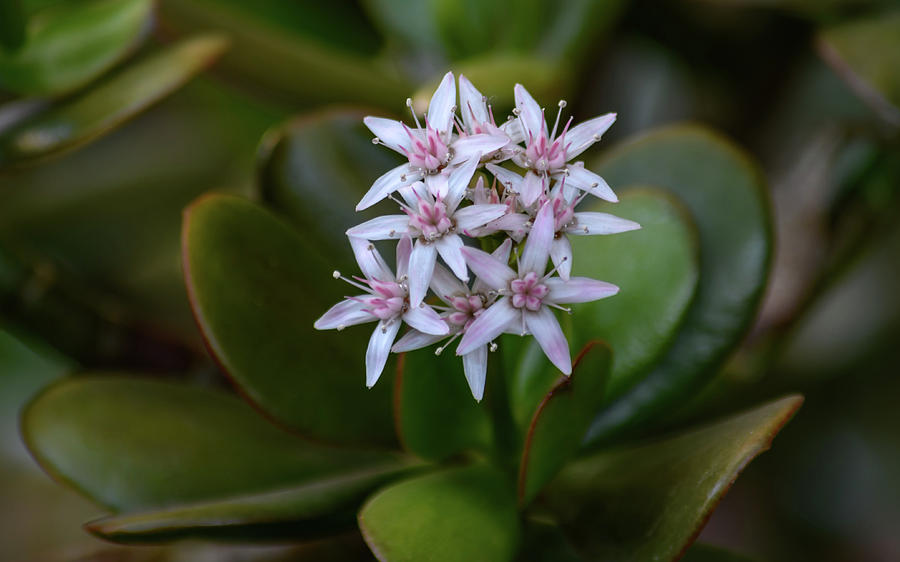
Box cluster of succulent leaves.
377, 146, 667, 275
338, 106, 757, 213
2, 1, 899, 561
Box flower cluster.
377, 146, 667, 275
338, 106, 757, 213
314, 72, 640, 401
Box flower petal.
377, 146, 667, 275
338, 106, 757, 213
565, 113, 616, 160
473, 239, 513, 294
545, 277, 619, 304
408, 241, 437, 307
454, 204, 508, 233
567, 212, 641, 235
396, 235, 413, 279
457, 298, 518, 355
458, 74, 488, 132
461, 247, 516, 290
490, 212, 530, 241
350, 237, 393, 281
449, 134, 509, 166
550, 235, 573, 281
427, 71, 456, 133
520, 201, 554, 274
430, 263, 468, 302
514, 83, 544, 141
500, 117, 525, 144
314, 297, 376, 330
525, 307, 571, 375
563, 163, 617, 202
363, 116, 413, 154
398, 180, 430, 208
461, 344, 488, 401
346, 215, 410, 240
444, 152, 480, 210
366, 321, 401, 387
435, 234, 468, 282
357, 163, 422, 211
392, 329, 447, 353
520, 170, 545, 206
403, 303, 450, 335
486, 163, 524, 192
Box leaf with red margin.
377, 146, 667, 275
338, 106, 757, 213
518, 341, 611, 507
543, 395, 803, 561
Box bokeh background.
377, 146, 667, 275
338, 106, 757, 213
1, 0, 898, 560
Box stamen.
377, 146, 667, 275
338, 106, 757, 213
372, 137, 381, 145
333, 271, 371, 293
406, 98, 422, 129
547, 302, 572, 314
551, 100, 567, 140
542, 256, 569, 280
489, 342, 498, 352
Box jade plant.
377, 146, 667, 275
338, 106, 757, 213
16, 70, 805, 562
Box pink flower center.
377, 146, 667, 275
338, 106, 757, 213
447, 294, 485, 330
367, 279, 408, 320
550, 193, 576, 233
408, 197, 454, 241
403, 123, 450, 173
510, 272, 549, 311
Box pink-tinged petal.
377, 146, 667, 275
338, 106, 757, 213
430, 263, 467, 302
407, 241, 437, 307
491, 213, 530, 241
550, 236, 573, 281
363, 116, 413, 154
525, 307, 571, 375
567, 212, 641, 235
444, 153, 480, 210
398, 180, 430, 208
500, 118, 525, 144
392, 329, 447, 353
396, 235, 413, 279
403, 303, 450, 335
454, 204, 508, 232
520, 170, 545, 206
461, 247, 516, 290
346, 215, 410, 240
350, 237, 393, 281
565, 113, 616, 159
564, 163, 617, 202
449, 134, 509, 165
366, 321, 401, 387
545, 277, 619, 304
514, 83, 544, 140
520, 201, 555, 274
427, 71, 456, 133
314, 297, 376, 330
472, 239, 513, 294
457, 298, 518, 355
486, 163, 524, 192
458, 74, 488, 132
357, 163, 422, 211
461, 344, 488, 401
435, 234, 468, 282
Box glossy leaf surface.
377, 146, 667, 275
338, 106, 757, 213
394, 348, 492, 462
23, 376, 401, 511
518, 342, 611, 506
359, 464, 520, 562
183, 194, 397, 447
86, 463, 419, 543
545, 395, 803, 561
569, 186, 699, 400
0, 0, 152, 96
585, 125, 772, 446
0, 35, 228, 168
818, 11, 900, 126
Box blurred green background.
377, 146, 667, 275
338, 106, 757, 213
1, 0, 899, 560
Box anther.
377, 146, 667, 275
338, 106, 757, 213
332, 270, 341, 279
337, 324, 345, 331
372, 137, 380, 145
435, 346, 444, 356
489, 342, 498, 352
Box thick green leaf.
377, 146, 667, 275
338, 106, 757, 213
0, 0, 26, 51
545, 395, 803, 561
158, 0, 409, 107
518, 342, 611, 506
183, 194, 397, 447
681, 543, 759, 562
23, 375, 402, 512
569, 186, 700, 400
85, 463, 419, 543
517, 518, 584, 562
0, 35, 229, 168
817, 11, 900, 127
394, 348, 492, 462
359, 464, 521, 562
584, 125, 772, 447
257, 108, 403, 271
0, 0, 152, 96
